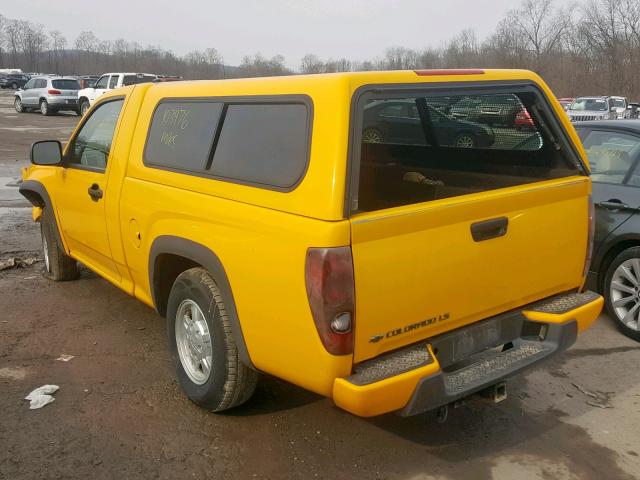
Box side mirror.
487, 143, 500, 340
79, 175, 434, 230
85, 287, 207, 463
31, 140, 63, 166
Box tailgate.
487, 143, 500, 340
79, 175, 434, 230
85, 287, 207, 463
348, 82, 589, 363
350, 178, 589, 362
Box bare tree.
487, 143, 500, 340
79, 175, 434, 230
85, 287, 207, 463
49, 30, 67, 73
300, 54, 324, 74
1, 0, 639, 98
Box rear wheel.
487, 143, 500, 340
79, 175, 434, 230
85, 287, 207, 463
455, 133, 476, 148
40, 99, 54, 116
363, 128, 384, 144
604, 247, 640, 341
167, 267, 257, 411
40, 209, 79, 281
11, 82, 18, 90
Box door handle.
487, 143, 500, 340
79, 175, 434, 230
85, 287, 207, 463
88, 183, 103, 201
598, 199, 629, 210
471, 217, 508, 242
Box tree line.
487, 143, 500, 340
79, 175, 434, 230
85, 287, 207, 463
1, 0, 640, 99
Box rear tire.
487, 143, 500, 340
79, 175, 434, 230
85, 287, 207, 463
11, 82, 18, 89
40, 99, 54, 116
363, 128, 384, 144
40, 209, 79, 281
604, 247, 640, 342
167, 267, 257, 412
455, 132, 477, 148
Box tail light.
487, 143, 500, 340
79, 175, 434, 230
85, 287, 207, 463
305, 247, 355, 355
516, 109, 534, 124
47, 89, 61, 95
583, 195, 595, 279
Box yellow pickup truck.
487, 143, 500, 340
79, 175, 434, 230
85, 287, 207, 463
20, 69, 603, 417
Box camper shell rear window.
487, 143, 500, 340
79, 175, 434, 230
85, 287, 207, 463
348, 82, 585, 213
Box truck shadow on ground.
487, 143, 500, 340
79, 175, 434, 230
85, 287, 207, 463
365, 370, 638, 480
225, 374, 324, 416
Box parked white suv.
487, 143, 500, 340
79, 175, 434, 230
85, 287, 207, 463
77, 72, 157, 115
567, 96, 628, 122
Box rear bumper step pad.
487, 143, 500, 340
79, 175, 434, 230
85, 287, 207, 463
398, 319, 577, 416
334, 290, 602, 417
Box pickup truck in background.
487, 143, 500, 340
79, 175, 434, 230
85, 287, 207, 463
20, 70, 603, 418
77, 72, 157, 115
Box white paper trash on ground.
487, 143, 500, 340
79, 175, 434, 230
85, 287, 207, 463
25, 384, 59, 410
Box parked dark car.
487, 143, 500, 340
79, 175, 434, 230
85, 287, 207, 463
362, 99, 495, 148
576, 121, 640, 341
0, 73, 30, 89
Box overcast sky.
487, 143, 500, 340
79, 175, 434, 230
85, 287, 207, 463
5, 0, 517, 68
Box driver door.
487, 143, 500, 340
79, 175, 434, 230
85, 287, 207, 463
91, 75, 110, 103
52, 98, 125, 283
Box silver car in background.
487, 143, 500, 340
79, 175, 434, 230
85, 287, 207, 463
14, 76, 81, 116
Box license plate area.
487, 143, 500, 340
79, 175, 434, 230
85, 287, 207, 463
429, 311, 544, 370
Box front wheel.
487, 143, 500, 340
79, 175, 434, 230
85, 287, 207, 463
11, 82, 18, 90
14, 97, 24, 113
604, 247, 640, 341
40, 209, 79, 281
167, 267, 257, 411
80, 100, 90, 116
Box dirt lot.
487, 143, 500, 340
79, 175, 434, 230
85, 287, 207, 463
1, 88, 640, 480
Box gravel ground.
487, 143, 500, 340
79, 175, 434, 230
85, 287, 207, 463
1, 88, 639, 480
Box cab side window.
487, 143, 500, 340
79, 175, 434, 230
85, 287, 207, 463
108, 76, 119, 89
95, 76, 109, 89
67, 99, 124, 171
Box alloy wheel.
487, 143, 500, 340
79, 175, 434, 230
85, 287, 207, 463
42, 234, 50, 273
455, 134, 475, 148
175, 299, 213, 385
610, 258, 640, 331
363, 129, 383, 144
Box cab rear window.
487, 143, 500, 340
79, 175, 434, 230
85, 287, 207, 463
144, 97, 311, 190
352, 86, 582, 212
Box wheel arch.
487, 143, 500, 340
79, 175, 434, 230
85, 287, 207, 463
148, 235, 254, 369
19, 180, 66, 249
596, 236, 640, 292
